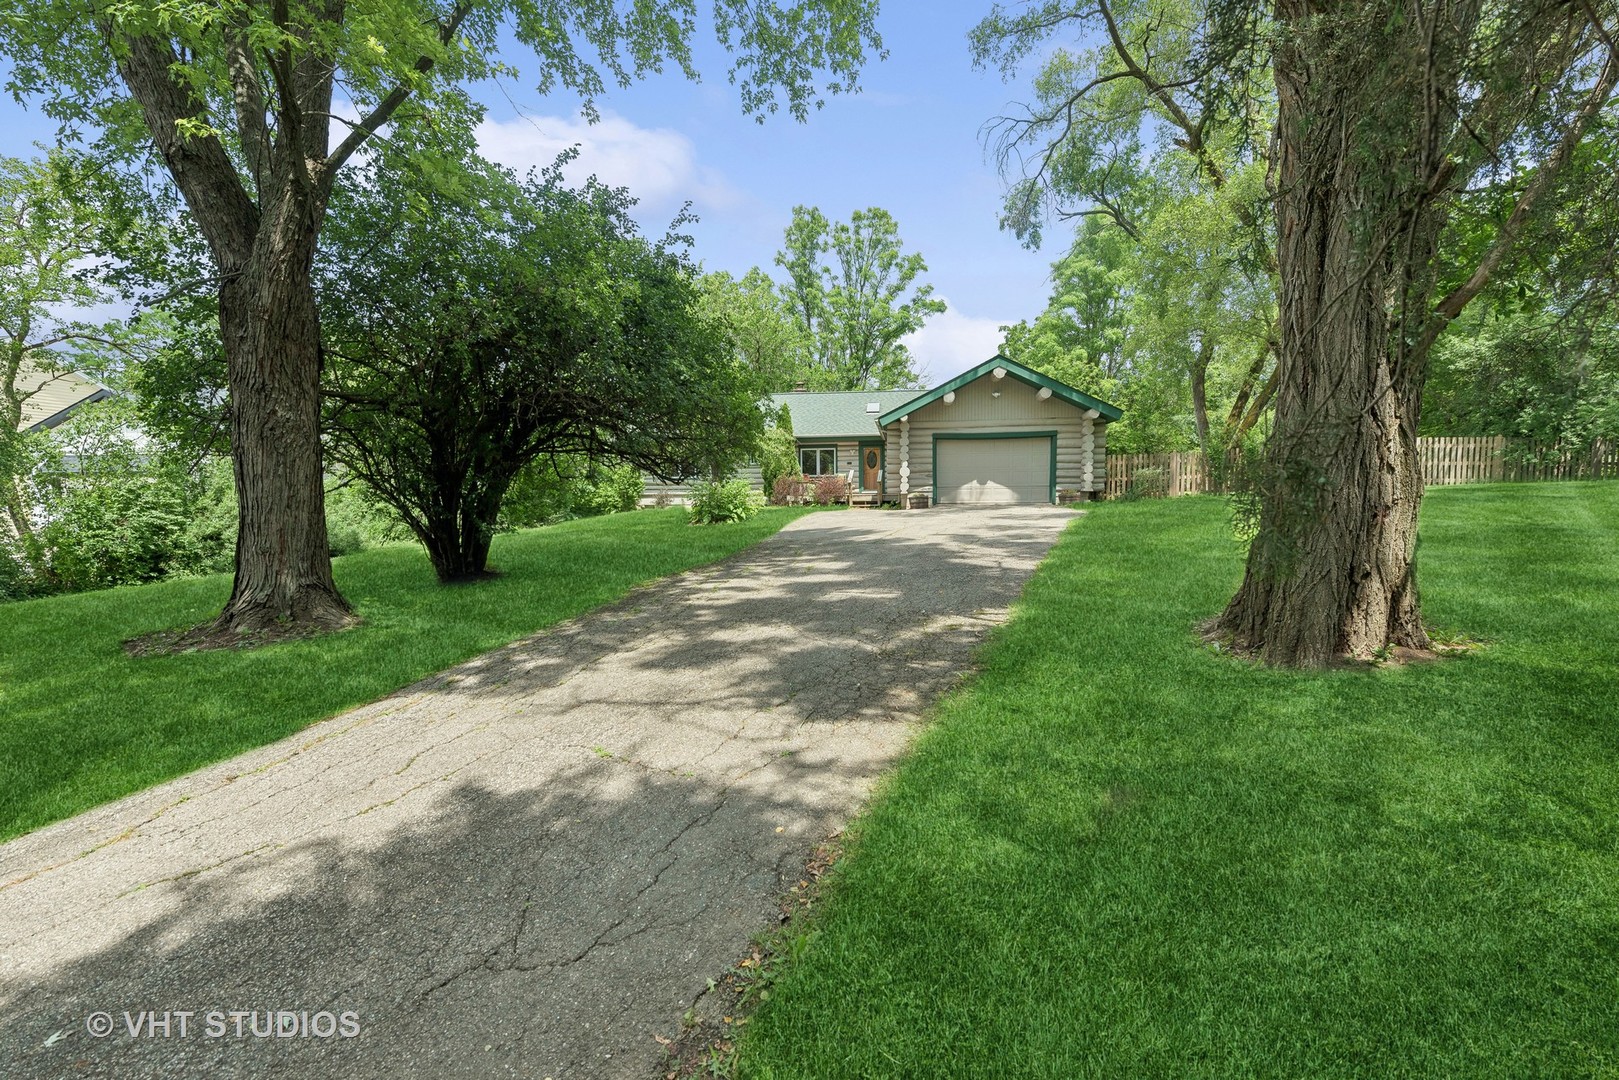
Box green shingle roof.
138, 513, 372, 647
770, 389, 921, 439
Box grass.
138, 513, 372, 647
739, 482, 1619, 1079
0, 506, 812, 842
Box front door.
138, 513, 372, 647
861, 446, 881, 491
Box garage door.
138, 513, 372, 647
935, 436, 1051, 504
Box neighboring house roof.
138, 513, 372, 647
770, 388, 921, 439
878, 354, 1124, 427
15, 361, 113, 431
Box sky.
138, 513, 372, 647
0, 3, 1069, 387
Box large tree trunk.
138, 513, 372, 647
1211, 5, 1440, 667
213, 203, 351, 632
108, 26, 355, 638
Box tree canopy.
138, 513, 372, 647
320, 145, 764, 581
975, 0, 1619, 664
775, 205, 944, 390
0, 0, 885, 637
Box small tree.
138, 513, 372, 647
320, 151, 764, 582
0, 154, 135, 574
758, 403, 801, 497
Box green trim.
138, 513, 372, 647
878, 354, 1123, 427
931, 431, 1059, 505
857, 439, 885, 491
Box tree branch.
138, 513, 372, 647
1097, 0, 1226, 186
224, 19, 272, 198
99, 29, 259, 264
322, 2, 474, 181
1422, 38, 1619, 353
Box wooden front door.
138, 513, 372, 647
861, 446, 881, 491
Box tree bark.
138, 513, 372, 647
215, 215, 351, 631
108, 28, 352, 634
1211, 6, 1438, 666
1190, 336, 1212, 454
419, 517, 495, 583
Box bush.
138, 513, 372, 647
11, 401, 240, 593
501, 457, 645, 528
577, 463, 645, 515
324, 477, 411, 557
689, 478, 765, 524
1121, 467, 1168, 501
758, 407, 799, 495
772, 473, 812, 506
812, 474, 850, 505
37, 464, 203, 590
0, 546, 40, 603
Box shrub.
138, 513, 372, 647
812, 474, 849, 505
578, 463, 645, 515
324, 476, 411, 557
501, 457, 645, 528
758, 407, 799, 495
1121, 466, 1168, 501
37, 465, 200, 590
16, 401, 240, 592
0, 546, 41, 603
689, 478, 765, 524
772, 473, 812, 505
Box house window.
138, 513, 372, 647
798, 446, 837, 475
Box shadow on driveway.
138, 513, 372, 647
0, 505, 1075, 1079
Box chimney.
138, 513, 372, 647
792, 381, 808, 392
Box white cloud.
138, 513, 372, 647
473, 111, 740, 212
904, 300, 1010, 386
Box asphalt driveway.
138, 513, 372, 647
0, 505, 1073, 1079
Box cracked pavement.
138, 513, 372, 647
0, 505, 1073, 1079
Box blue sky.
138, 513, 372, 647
0, 3, 1066, 386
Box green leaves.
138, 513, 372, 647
318, 134, 765, 577
773, 204, 944, 390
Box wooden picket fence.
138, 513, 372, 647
1105, 436, 1619, 499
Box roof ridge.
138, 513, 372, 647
771, 388, 921, 395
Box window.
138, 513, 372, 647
798, 446, 836, 475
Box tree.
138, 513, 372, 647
1, 0, 883, 635
976, 0, 1619, 665
1001, 198, 1277, 455
775, 205, 945, 389
757, 404, 800, 496
0, 153, 137, 575
1423, 299, 1619, 452
319, 150, 765, 582
700, 267, 817, 392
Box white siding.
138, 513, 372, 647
16, 363, 106, 431
882, 372, 1108, 501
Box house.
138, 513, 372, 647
13, 361, 114, 432
642, 354, 1122, 506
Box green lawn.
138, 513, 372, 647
740, 483, 1619, 1079
0, 507, 811, 842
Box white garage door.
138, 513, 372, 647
936, 437, 1051, 504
